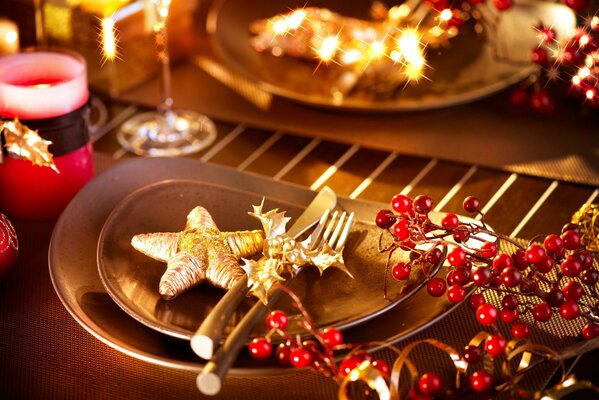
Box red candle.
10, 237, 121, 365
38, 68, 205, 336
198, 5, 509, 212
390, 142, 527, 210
0, 49, 94, 220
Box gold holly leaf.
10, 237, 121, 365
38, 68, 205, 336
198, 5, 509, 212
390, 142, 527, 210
1, 118, 59, 173
307, 242, 353, 278
250, 202, 291, 239
241, 258, 285, 304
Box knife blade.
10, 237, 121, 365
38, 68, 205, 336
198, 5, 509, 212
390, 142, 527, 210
190, 186, 337, 359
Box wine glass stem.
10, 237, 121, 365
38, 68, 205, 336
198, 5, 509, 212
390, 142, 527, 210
154, 0, 175, 127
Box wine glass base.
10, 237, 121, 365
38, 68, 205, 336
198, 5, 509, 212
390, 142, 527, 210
117, 110, 217, 157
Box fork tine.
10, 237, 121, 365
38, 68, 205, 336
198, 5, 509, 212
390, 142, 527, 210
307, 209, 330, 248
334, 212, 354, 252
316, 210, 338, 249
327, 212, 347, 247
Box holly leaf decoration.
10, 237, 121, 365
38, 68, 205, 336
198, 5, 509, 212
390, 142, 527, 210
241, 258, 285, 304
1, 118, 59, 173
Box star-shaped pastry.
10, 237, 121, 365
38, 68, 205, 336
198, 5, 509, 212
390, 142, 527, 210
131, 206, 264, 300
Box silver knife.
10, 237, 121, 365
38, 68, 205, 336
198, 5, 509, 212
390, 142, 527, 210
190, 186, 337, 359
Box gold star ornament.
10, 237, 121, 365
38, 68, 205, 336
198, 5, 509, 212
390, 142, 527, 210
132, 206, 264, 300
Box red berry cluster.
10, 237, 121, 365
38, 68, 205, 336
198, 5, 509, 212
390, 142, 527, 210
376, 193, 599, 341
247, 289, 390, 383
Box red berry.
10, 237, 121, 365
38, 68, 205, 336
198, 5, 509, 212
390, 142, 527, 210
535, 256, 554, 274
582, 323, 599, 340
371, 359, 390, 376
545, 288, 565, 307
476, 304, 498, 325
442, 213, 460, 229
448, 267, 470, 285
447, 248, 467, 267
511, 322, 531, 339
493, 0, 512, 10
470, 370, 493, 393
539, 27, 556, 43
339, 352, 370, 377
469, 293, 486, 310
529, 90, 555, 114
375, 209, 396, 229
561, 256, 582, 278
581, 269, 599, 286
501, 267, 522, 287
532, 302, 552, 322
424, 247, 443, 265
392, 262, 411, 280
427, 277, 447, 297
525, 244, 545, 264
530, 47, 549, 65
480, 241, 497, 258
290, 347, 313, 368
266, 310, 288, 330
394, 220, 411, 241
510, 87, 528, 107
485, 334, 507, 356
447, 284, 466, 303
502, 294, 519, 311
562, 223, 580, 235
472, 267, 492, 286
418, 372, 443, 396
321, 327, 343, 347
562, 281, 584, 301
561, 230, 581, 250
562, 0, 589, 12
248, 338, 273, 360
492, 253, 513, 272
512, 250, 528, 270
574, 250, 593, 270
500, 309, 519, 324
391, 194, 412, 213
559, 300, 580, 320
413, 195, 433, 214
453, 225, 470, 243
463, 345, 482, 363
543, 234, 563, 254
275, 343, 292, 366
463, 196, 480, 213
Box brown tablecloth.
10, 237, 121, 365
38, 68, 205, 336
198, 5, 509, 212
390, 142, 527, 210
0, 153, 592, 399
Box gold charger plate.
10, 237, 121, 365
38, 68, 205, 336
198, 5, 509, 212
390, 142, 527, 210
97, 179, 432, 340
49, 158, 466, 373
208, 0, 575, 111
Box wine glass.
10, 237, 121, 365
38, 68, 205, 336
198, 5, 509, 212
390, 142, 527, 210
117, 0, 216, 157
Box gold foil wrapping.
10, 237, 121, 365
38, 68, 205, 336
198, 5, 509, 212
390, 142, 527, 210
572, 203, 599, 252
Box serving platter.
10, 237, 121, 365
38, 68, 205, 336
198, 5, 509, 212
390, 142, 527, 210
208, 0, 576, 111
49, 158, 466, 374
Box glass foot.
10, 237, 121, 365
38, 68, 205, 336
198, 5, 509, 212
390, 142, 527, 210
117, 109, 217, 157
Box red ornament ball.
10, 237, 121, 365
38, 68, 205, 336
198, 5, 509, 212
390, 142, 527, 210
463, 196, 480, 213
0, 213, 18, 277
485, 334, 507, 357
559, 300, 580, 320
493, 0, 513, 10
469, 293, 486, 310
562, 0, 589, 12
248, 337, 273, 360
392, 262, 411, 281
447, 284, 467, 303
529, 90, 555, 114
511, 322, 531, 339
371, 359, 390, 376
391, 194, 412, 213
582, 323, 599, 340
375, 209, 396, 229
530, 48, 549, 65
510, 87, 529, 107
339, 352, 371, 377
532, 302, 553, 322
275, 343, 292, 366
427, 277, 447, 297
418, 372, 443, 396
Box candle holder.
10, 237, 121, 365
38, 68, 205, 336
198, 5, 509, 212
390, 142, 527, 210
116, 0, 216, 157
0, 47, 94, 220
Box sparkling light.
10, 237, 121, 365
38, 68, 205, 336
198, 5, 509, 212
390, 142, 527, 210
341, 48, 362, 65
101, 16, 117, 62
397, 30, 423, 64
572, 75, 581, 85
440, 9, 453, 22
370, 40, 386, 58
272, 19, 288, 35
5, 30, 17, 44
286, 9, 306, 30
578, 67, 591, 79
579, 34, 590, 47
592, 16, 599, 31
317, 35, 339, 61
586, 89, 594, 100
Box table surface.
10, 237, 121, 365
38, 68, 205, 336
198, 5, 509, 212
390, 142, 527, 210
2, 6, 599, 399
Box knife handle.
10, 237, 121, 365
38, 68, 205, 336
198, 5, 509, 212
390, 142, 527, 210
191, 274, 249, 359
196, 289, 283, 396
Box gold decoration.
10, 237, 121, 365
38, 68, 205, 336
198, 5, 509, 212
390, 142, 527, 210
250, 2, 459, 95
241, 203, 352, 304
1, 118, 59, 173
339, 360, 391, 400
572, 203, 599, 252
132, 206, 264, 300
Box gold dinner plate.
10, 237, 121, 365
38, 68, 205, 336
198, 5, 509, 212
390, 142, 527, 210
49, 158, 467, 373
208, 0, 575, 111
97, 179, 432, 340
